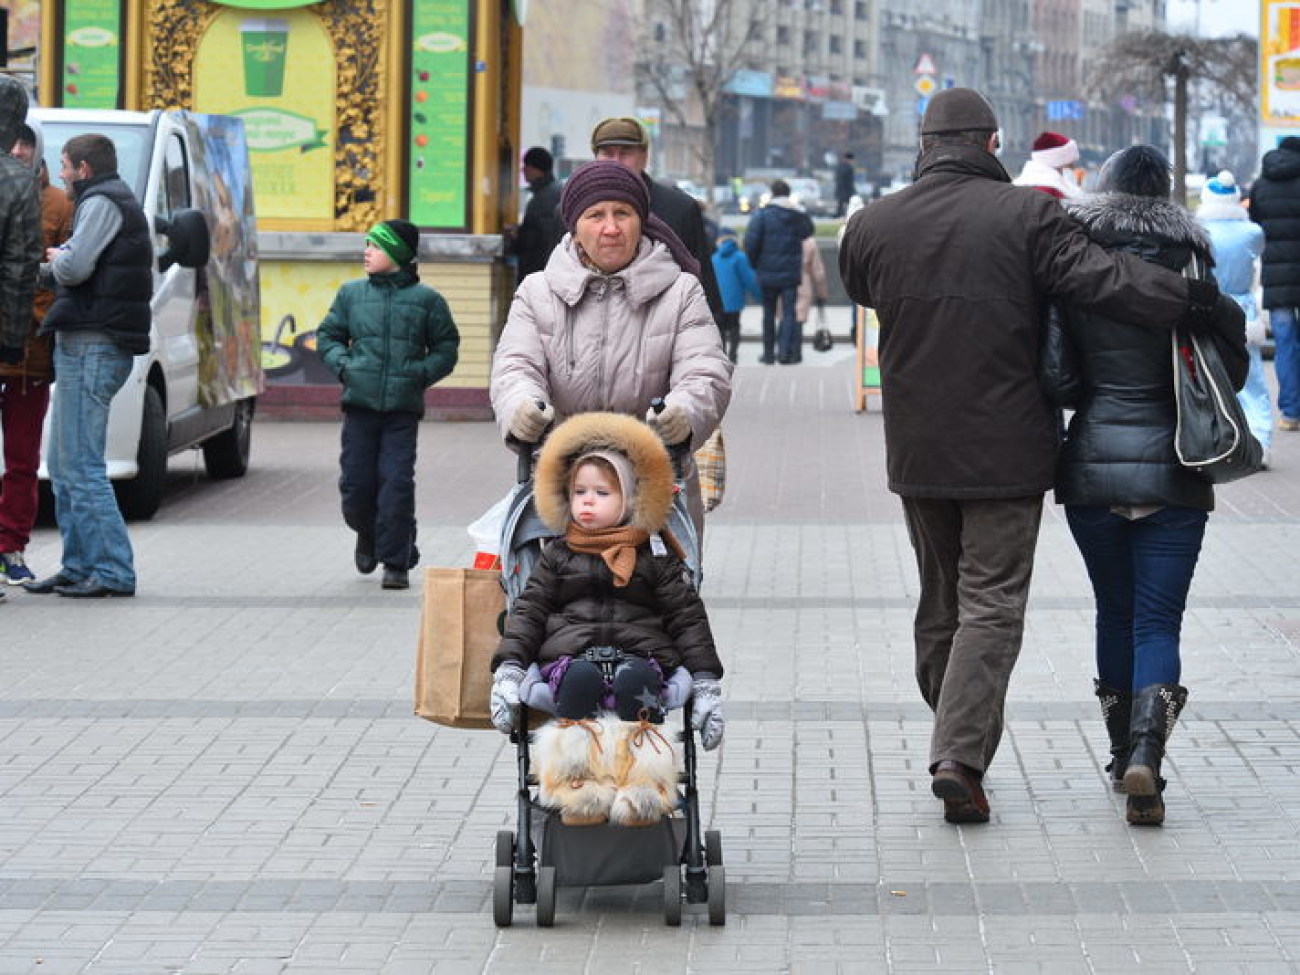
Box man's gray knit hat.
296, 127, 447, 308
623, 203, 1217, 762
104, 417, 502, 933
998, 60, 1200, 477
920, 88, 998, 135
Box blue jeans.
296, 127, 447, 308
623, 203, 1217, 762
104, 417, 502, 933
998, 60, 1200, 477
1269, 306, 1300, 421
761, 284, 797, 360
1238, 343, 1274, 451
1065, 505, 1207, 691
50, 332, 136, 590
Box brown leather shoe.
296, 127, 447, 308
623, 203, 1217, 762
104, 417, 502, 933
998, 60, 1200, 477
931, 760, 990, 824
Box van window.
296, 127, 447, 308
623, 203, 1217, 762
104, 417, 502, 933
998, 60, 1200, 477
158, 133, 191, 217
38, 123, 151, 199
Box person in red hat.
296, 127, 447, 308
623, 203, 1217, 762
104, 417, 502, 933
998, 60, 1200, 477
1014, 131, 1082, 200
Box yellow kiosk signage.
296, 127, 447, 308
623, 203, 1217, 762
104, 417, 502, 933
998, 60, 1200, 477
193, 6, 335, 226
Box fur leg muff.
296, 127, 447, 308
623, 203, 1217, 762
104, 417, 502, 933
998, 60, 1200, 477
534, 718, 616, 826
608, 716, 680, 828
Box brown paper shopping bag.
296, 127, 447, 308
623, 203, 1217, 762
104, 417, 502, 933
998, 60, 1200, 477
414, 567, 505, 729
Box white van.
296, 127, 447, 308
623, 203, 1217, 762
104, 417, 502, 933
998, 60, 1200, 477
31, 109, 262, 519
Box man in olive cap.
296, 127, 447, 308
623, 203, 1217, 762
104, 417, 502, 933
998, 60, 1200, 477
590, 116, 721, 323
838, 87, 1244, 826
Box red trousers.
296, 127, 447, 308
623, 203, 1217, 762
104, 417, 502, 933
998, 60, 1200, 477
0, 377, 51, 552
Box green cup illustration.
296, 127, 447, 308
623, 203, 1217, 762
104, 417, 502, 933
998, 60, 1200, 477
240, 18, 289, 98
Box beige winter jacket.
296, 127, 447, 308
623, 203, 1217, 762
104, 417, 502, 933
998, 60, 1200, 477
795, 236, 827, 324
491, 234, 732, 533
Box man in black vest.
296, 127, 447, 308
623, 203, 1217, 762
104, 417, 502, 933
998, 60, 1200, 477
25, 133, 152, 598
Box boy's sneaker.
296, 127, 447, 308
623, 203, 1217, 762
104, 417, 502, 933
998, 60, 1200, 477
0, 552, 35, 585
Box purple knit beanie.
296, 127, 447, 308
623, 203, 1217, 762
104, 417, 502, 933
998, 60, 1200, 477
560, 160, 700, 276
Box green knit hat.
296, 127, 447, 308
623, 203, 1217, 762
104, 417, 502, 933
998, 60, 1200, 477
366, 219, 419, 267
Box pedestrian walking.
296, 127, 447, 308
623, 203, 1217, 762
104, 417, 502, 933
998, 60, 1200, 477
744, 179, 814, 364
1042, 146, 1248, 827
590, 116, 722, 324
25, 132, 148, 599
316, 219, 461, 590
793, 233, 828, 354
1200, 170, 1271, 465
511, 146, 564, 283
834, 151, 856, 218
0, 117, 70, 587
1248, 136, 1300, 430
711, 226, 761, 363
490, 159, 732, 540
837, 87, 1243, 825
1013, 131, 1082, 200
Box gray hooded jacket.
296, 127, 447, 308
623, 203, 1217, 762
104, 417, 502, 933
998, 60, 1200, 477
0, 77, 40, 351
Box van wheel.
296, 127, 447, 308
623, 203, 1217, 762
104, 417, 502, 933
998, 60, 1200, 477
114, 385, 166, 521
203, 397, 254, 479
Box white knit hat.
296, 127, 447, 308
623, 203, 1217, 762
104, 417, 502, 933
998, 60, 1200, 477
1201, 170, 1240, 206
1031, 131, 1079, 170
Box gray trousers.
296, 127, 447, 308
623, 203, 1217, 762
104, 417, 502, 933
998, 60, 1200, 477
900, 495, 1044, 775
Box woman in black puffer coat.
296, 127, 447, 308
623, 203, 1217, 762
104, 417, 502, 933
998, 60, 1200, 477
1044, 146, 1249, 827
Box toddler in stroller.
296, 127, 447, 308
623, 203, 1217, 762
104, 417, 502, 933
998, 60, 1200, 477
489, 411, 726, 831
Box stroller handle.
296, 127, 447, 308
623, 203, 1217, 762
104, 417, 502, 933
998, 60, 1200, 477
649, 397, 691, 480
515, 399, 552, 483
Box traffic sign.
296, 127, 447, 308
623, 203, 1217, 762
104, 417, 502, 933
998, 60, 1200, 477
915, 53, 937, 76
915, 75, 936, 96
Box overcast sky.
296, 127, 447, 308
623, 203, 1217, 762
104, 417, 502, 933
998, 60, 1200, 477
1165, 0, 1260, 38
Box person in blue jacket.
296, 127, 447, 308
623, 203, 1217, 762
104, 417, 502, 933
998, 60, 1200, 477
1199, 171, 1271, 465
317, 219, 460, 590
710, 227, 761, 362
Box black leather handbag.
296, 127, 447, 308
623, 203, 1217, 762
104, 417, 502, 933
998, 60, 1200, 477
1172, 329, 1263, 484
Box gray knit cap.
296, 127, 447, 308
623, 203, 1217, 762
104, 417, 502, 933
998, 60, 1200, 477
920, 88, 998, 135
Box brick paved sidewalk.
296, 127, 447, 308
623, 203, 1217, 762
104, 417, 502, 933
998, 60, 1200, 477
2, 356, 1300, 973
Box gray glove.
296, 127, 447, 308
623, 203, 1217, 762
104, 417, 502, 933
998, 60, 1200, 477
690, 676, 724, 751
490, 663, 526, 734
646, 404, 691, 446
509, 401, 553, 442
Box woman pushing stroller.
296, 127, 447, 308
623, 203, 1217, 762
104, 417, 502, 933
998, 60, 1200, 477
488, 412, 725, 827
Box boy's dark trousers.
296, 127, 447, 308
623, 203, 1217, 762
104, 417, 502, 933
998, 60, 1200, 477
718, 311, 741, 362
339, 406, 420, 570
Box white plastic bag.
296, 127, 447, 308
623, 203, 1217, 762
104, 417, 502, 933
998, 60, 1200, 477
467, 492, 514, 569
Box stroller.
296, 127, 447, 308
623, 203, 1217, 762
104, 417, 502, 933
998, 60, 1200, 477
491, 405, 726, 927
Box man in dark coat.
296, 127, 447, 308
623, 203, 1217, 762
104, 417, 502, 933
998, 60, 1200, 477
591, 116, 721, 324
513, 146, 564, 282
838, 87, 1243, 826
834, 151, 856, 217
1248, 136, 1300, 429
744, 179, 814, 363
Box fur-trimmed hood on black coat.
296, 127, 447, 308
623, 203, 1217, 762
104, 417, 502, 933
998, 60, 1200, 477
492, 411, 723, 678
1051, 191, 1247, 511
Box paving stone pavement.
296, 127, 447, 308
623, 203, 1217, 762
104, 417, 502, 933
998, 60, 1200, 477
4, 351, 1300, 973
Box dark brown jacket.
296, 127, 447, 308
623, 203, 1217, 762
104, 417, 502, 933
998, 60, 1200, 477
838, 144, 1221, 499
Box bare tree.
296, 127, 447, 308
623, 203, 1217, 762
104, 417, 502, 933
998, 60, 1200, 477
636, 0, 764, 189
1084, 30, 1258, 200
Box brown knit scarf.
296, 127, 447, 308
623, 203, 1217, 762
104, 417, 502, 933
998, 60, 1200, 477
564, 522, 687, 586
565, 523, 649, 587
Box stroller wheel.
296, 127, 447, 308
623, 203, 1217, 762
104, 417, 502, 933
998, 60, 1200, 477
707, 864, 726, 926
705, 829, 723, 866
492, 865, 514, 927
495, 830, 514, 868
535, 866, 557, 927
662, 866, 682, 926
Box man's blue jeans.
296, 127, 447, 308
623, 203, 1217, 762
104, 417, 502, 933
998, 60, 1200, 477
1065, 505, 1207, 691
50, 332, 136, 591
1269, 307, 1300, 422
761, 285, 797, 361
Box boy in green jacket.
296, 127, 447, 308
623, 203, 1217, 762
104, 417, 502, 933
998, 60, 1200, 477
317, 219, 460, 589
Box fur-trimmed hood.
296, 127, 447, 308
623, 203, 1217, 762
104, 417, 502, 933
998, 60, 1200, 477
1065, 192, 1211, 253
533, 412, 675, 534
